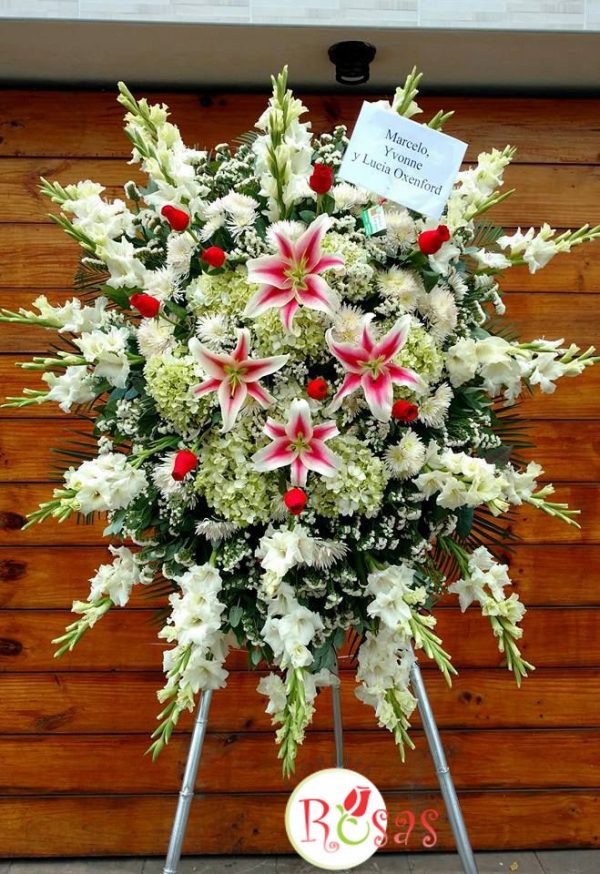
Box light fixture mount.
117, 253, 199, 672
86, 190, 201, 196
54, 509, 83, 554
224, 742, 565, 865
328, 41, 377, 86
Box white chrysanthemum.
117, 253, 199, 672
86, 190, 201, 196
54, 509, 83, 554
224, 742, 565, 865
196, 518, 239, 542
377, 267, 425, 313
331, 182, 369, 211
136, 319, 177, 359
382, 208, 416, 251
311, 539, 350, 570
266, 220, 305, 249
143, 266, 178, 302
384, 433, 426, 479
331, 304, 365, 343
195, 314, 231, 349
418, 383, 453, 429
167, 233, 195, 274
425, 286, 458, 341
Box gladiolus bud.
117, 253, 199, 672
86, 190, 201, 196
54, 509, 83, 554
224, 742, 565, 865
161, 205, 190, 232
202, 246, 226, 268
130, 293, 161, 318
417, 225, 450, 255
391, 399, 419, 423
172, 449, 198, 481
307, 377, 328, 401
284, 487, 307, 515
309, 163, 334, 195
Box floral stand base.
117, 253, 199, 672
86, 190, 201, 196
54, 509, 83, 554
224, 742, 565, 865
162, 652, 478, 874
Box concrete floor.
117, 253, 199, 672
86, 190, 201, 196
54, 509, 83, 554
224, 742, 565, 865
1, 852, 599, 873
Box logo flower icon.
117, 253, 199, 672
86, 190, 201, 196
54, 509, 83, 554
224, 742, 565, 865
341, 785, 372, 819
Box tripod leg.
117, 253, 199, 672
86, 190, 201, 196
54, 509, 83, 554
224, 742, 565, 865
331, 667, 344, 768
409, 657, 479, 874
163, 688, 214, 874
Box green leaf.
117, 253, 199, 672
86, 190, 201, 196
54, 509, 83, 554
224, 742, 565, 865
456, 507, 475, 539
100, 284, 132, 309
299, 210, 316, 224
228, 605, 243, 628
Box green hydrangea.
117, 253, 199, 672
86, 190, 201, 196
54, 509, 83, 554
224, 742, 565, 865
144, 352, 213, 433
186, 266, 256, 317
194, 418, 281, 527
321, 232, 374, 302
254, 306, 329, 362
312, 435, 387, 518
395, 323, 444, 384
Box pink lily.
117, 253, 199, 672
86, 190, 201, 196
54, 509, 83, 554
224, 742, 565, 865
252, 398, 341, 487
244, 214, 344, 333
189, 329, 288, 432
326, 314, 425, 422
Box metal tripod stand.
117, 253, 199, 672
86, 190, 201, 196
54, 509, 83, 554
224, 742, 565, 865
162, 650, 478, 873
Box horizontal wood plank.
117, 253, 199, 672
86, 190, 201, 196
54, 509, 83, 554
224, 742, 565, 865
2, 543, 595, 610
0, 607, 598, 672
0, 417, 597, 483
2, 483, 597, 546
1, 91, 600, 164
0, 790, 597, 855
3, 160, 600, 228
3, 224, 599, 291
2, 729, 599, 794
1, 668, 598, 735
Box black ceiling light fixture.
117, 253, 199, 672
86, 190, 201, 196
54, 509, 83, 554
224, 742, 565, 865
328, 41, 377, 86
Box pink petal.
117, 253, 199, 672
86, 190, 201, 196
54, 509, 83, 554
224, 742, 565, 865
270, 225, 295, 260
246, 255, 291, 289
371, 315, 411, 363
247, 381, 275, 408
326, 332, 367, 373
387, 363, 427, 393
218, 379, 248, 432
281, 298, 300, 334
188, 338, 229, 380
328, 372, 362, 412
233, 328, 250, 362
312, 254, 345, 274
244, 284, 296, 319
264, 418, 286, 439
193, 377, 221, 397
252, 437, 295, 472
290, 455, 308, 487
285, 398, 313, 442
296, 274, 339, 315
243, 353, 288, 382
294, 214, 330, 272
361, 370, 394, 422
360, 314, 376, 355
300, 440, 341, 478
312, 421, 339, 442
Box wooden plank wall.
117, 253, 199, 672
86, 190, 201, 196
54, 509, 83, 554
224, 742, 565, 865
0, 90, 599, 858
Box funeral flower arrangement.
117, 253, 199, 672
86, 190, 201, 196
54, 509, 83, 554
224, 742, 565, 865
3, 68, 599, 776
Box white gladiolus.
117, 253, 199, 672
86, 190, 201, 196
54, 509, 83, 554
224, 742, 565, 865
88, 544, 152, 607
64, 452, 147, 515
75, 326, 132, 387
42, 367, 97, 412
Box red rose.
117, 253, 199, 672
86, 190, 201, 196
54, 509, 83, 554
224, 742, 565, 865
171, 449, 198, 481
392, 399, 419, 423
202, 246, 226, 269
307, 377, 328, 401
417, 224, 451, 255
284, 487, 307, 515
161, 205, 190, 232
309, 163, 334, 195
130, 292, 161, 318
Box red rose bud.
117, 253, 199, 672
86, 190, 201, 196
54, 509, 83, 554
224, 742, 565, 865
307, 377, 328, 401
171, 449, 198, 481
161, 204, 190, 232
202, 246, 226, 269
343, 786, 372, 818
130, 293, 161, 318
392, 399, 419, 423
309, 163, 334, 195
284, 487, 307, 516
417, 224, 450, 255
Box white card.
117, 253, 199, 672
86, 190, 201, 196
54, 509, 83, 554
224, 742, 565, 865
338, 102, 468, 221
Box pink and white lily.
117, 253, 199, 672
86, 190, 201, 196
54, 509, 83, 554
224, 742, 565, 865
189, 329, 288, 432
244, 215, 344, 333
326, 313, 425, 422
252, 398, 341, 487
